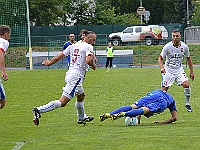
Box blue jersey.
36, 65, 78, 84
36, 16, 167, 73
62, 41, 76, 63
134, 90, 177, 118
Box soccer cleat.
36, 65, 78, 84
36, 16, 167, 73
77, 115, 94, 125
32, 108, 41, 126
185, 105, 192, 112
99, 113, 111, 122
111, 112, 125, 120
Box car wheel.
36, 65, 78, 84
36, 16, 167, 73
145, 38, 153, 46
112, 39, 120, 46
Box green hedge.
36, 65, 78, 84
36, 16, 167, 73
4, 44, 200, 68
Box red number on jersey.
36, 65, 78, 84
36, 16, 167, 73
71, 49, 79, 63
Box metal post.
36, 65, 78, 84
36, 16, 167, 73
140, 0, 142, 25
26, 0, 33, 70
187, 0, 189, 27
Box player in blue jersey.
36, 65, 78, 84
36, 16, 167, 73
100, 89, 178, 124
62, 33, 76, 68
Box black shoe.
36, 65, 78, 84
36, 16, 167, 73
185, 105, 192, 112
77, 115, 94, 125
32, 108, 41, 126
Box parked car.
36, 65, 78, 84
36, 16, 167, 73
108, 25, 168, 46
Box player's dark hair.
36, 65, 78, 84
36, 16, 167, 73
0, 25, 10, 36
172, 29, 180, 33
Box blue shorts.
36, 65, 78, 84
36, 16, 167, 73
0, 80, 6, 100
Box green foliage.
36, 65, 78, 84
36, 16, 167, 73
29, 0, 71, 26
71, 0, 96, 25
1, 68, 200, 149
26, 0, 200, 25
190, 1, 200, 26
0, 0, 27, 26
114, 13, 141, 25
175, 0, 194, 25
93, 1, 116, 25
4, 44, 200, 68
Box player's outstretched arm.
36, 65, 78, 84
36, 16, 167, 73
154, 110, 178, 124
42, 53, 65, 66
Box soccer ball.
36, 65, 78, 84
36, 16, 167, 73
113, 65, 117, 68
125, 116, 138, 126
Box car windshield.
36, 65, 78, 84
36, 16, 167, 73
123, 28, 133, 33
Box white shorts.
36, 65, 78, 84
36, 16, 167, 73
161, 68, 188, 87
62, 72, 84, 99
0, 80, 6, 100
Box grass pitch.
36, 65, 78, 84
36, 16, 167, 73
0, 67, 200, 150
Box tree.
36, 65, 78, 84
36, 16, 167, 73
175, 0, 194, 25
114, 13, 141, 25
29, 0, 71, 26
70, 0, 96, 25
91, 1, 116, 25
0, 0, 27, 26
190, 0, 200, 25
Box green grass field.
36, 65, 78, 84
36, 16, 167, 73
1, 68, 200, 150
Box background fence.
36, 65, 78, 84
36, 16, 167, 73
3, 24, 200, 69
30, 23, 185, 46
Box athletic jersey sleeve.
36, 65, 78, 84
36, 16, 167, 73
62, 44, 72, 57
0, 39, 9, 53
168, 101, 177, 112
62, 42, 70, 51
86, 44, 93, 56
184, 43, 190, 57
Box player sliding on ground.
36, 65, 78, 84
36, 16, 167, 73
100, 89, 178, 124
32, 30, 96, 126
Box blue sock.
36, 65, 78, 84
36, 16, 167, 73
125, 108, 144, 117
110, 106, 132, 115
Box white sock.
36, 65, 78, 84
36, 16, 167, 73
38, 100, 61, 113
184, 87, 191, 105
75, 101, 84, 121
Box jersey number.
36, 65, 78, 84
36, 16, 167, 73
71, 49, 79, 63
173, 53, 181, 58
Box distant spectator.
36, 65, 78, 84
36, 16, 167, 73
105, 42, 114, 68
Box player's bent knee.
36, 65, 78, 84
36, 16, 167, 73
141, 107, 150, 114
182, 81, 190, 88
77, 93, 85, 102
0, 101, 6, 109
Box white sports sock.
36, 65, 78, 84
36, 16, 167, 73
75, 101, 84, 121
38, 100, 61, 113
184, 87, 191, 105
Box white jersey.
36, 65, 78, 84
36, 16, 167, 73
160, 41, 190, 70
0, 38, 9, 53
62, 41, 93, 76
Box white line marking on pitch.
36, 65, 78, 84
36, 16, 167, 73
12, 141, 25, 150
105, 68, 110, 73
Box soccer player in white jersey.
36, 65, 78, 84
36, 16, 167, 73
0, 25, 11, 109
158, 30, 194, 112
79, 29, 97, 61
32, 30, 96, 126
